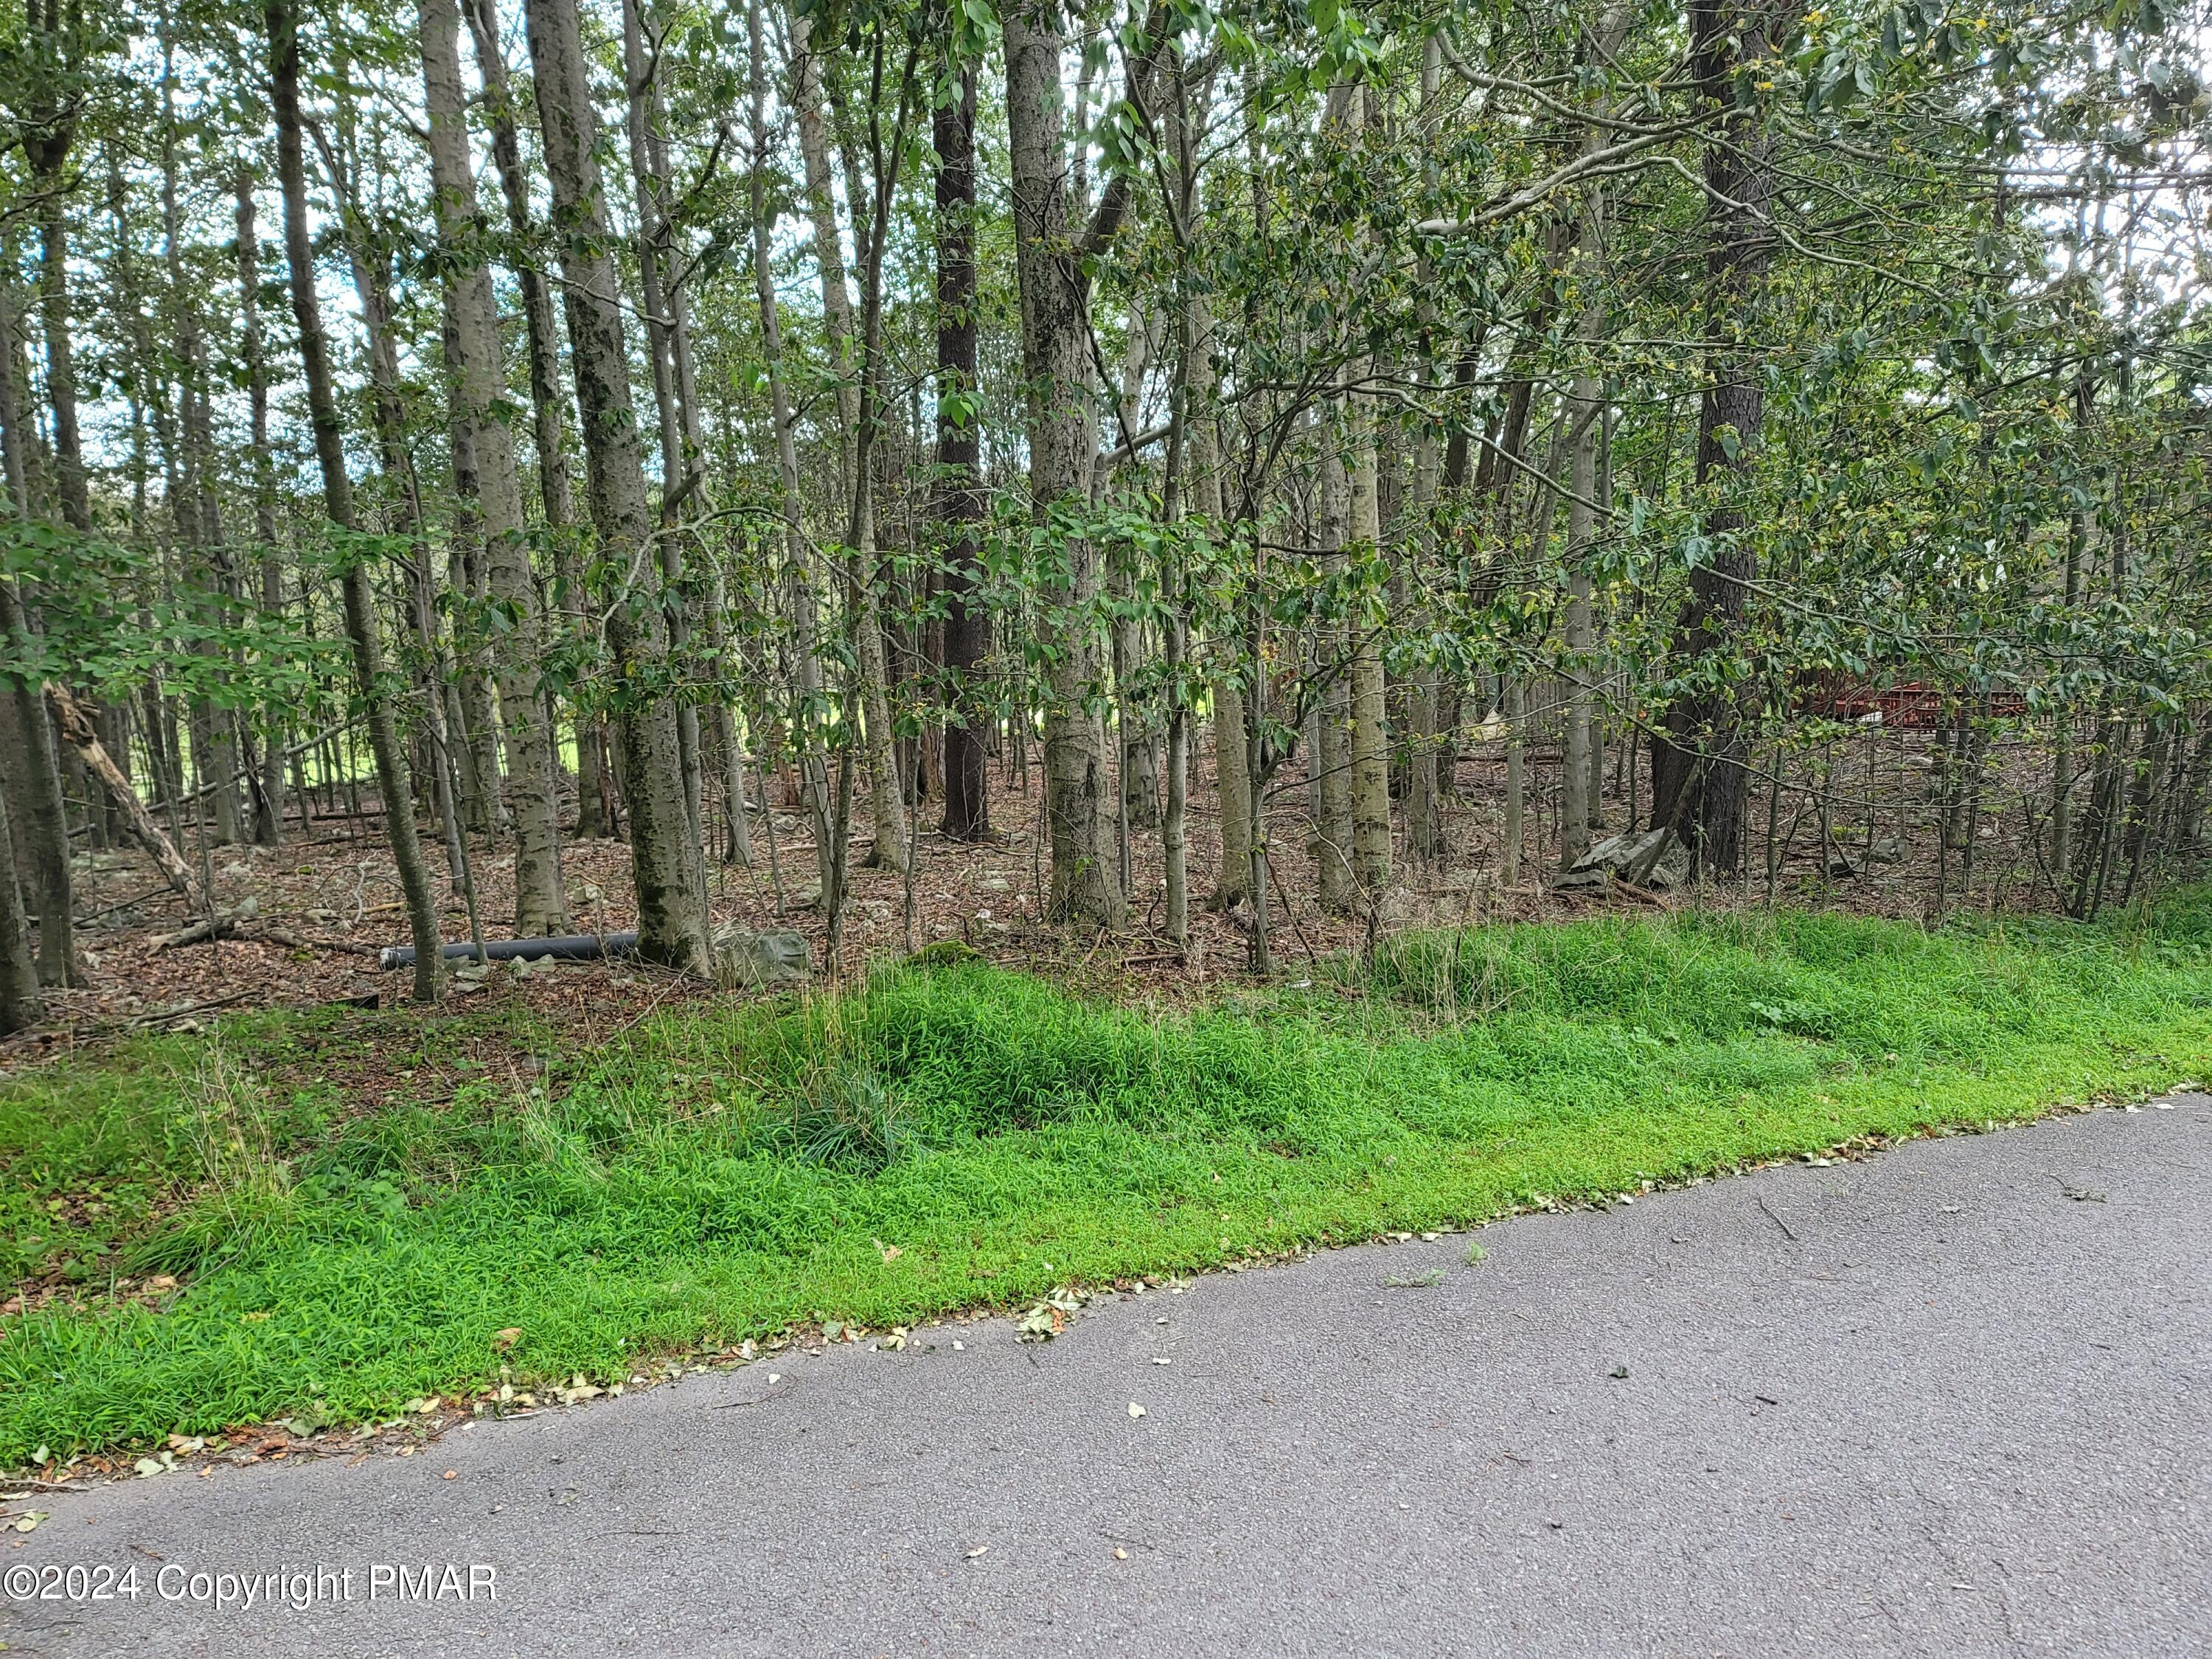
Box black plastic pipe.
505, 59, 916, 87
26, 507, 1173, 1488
377, 931, 639, 973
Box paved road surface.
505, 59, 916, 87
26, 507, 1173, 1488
5, 1099, 2207, 1658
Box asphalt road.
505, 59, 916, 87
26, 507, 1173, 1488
5, 1098, 2207, 1658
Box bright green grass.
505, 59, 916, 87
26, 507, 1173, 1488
3, 897, 2208, 1465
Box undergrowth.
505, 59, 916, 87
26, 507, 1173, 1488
1, 897, 2206, 1464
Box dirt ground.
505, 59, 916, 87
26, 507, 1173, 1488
2, 721, 2046, 1061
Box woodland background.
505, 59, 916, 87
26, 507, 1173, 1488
0, 0, 2206, 1034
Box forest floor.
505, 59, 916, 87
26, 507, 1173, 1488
5, 725, 2056, 1057
1, 880, 2205, 1474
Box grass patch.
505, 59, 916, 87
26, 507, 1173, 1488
3, 898, 2208, 1464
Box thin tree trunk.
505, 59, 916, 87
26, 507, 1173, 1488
619, 0, 708, 870
45, 682, 198, 897
1649, 0, 1777, 877
747, 0, 836, 892
462, 0, 603, 842
790, 16, 907, 873
1347, 378, 1390, 898
420, 0, 568, 936
1003, 0, 1124, 928
1557, 12, 1630, 871
159, 49, 246, 849
524, 0, 712, 973
0, 774, 38, 1032
1191, 313, 1249, 905
935, 68, 990, 843
234, 168, 287, 846
26, 148, 87, 532
0, 278, 74, 987
268, 0, 444, 1004
1314, 386, 1354, 916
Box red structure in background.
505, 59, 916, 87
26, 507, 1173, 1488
1798, 674, 2028, 729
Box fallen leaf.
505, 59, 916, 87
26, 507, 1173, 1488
11, 1511, 46, 1534
1113, 1548, 1129, 1560
1127, 1402, 1146, 1419
965, 1545, 989, 1559
442, 1470, 456, 1481
493, 1328, 522, 1349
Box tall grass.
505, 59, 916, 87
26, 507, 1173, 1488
2, 901, 2206, 1464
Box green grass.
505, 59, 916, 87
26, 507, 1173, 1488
4, 897, 2209, 1465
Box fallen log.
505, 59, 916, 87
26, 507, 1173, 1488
377, 931, 639, 973
43, 683, 200, 898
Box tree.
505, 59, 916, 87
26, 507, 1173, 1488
523, 0, 711, 973
935, 63, 989, 844
417, 0, 567, 936
267, 0, 444, 1003
1648, 0, 1781, 877
1001, 0, 1128, 929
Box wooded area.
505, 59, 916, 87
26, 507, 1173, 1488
0, 0, 2205, 1034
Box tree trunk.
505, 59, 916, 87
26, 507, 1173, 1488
1191, 308, 1249, 905
44, 683, 198, 897
234, 168, 287, 846
618, 0, 709, 871
1314, 394, 1355, 915
462, 0, 603, 842
524, 0, 712, 973
158, 60, 246, 849
0, 279, 74, 987
1648, 0, 1777, 877
26, 157, 87, 532
268, 0, 445, 1004
1557, 13, 1630, 872
936, 70, 991, 844
420, 0, 568, 936
0, 776, 38, 1033
1002, 0, 1124, 928
1402, 44, 1447, 865
1347, 375, 1390, 897
790, 18, 907, 874
746, 0, 835, 894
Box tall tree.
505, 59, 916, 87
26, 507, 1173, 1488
1001, 0, 1126, 928
935, 63, 989, 842
267, 0, 444, 1003
21, 0, 88, 534
745, 0, 830, 878
524, 0, 712, 972
0, 771, 38, 1032
419, 0, 568, 936
0, 276, 73, 987
790, 14, 908, 874
1649, 0, 1779, 875
462, 0, 608, 842
233, 163, 287, 846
